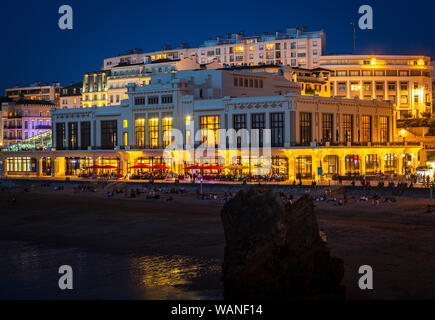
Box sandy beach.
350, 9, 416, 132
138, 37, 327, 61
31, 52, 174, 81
1, 181, 435, 299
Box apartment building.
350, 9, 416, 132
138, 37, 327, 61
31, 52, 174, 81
2, 100, 53, 146
60, 82, 83, 109
103, 27, 326, 70
5, 81, 62, 108
319, 55, 433, 119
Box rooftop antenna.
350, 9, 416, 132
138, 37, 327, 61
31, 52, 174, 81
351, 21, 356, 53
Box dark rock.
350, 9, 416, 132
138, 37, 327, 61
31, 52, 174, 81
221, 188, 345, 300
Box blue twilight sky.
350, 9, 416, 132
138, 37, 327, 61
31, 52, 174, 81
0, 0, 434, 94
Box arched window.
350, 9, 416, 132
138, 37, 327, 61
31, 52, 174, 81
323, 155, 339, 175
345, 155, 360, 176
365, 154, 380, 174
384, 154, 398, 174
295, 156, 312, 179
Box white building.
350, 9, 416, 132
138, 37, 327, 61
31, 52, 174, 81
319, 54, 433, 118
103, 27, 326, 70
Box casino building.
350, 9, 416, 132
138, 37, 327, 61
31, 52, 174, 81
0, 68, 422, 181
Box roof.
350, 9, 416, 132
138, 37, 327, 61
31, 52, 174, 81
13, 99, 55, 106
220, 64, 282, 71
112, 62, 144, 68
148, 58, 180, 64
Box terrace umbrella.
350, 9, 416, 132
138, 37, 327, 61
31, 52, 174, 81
185, 165, 207, 170
86, 165, 103, 169
151, 164, 170, 170
204, 165, 224, 170
129, 164, 151, 169
101, 165, 122, 170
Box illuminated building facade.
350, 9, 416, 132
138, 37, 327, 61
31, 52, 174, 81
287, 67, 331, 97
0, 69, 421, 179
1, 100, 53, 146
82, 70, 111, 108
319, 55, 433, 119
5, 81, 62, 108
103, 27, 326, 70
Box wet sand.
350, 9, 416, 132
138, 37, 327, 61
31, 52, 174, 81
1, 184, 435, 299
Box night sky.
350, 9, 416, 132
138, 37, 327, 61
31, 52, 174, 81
0, 0, 434, 93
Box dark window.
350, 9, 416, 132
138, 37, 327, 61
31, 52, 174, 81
56, 123, 66, 150
148, 96, 159, 104
251, 113, 265, 147
379, 116, 389, 143
271, 112, 284, 147
80, 121, 91, 150
101, 120, 118, 149
134, 97, 145, 105
300, 112, 312, 145
233, 114, 247, 148
322, 113, 333, 142
68, 122, 78, 150
161, 95, 173, 104
343, 115, 353, 143
361, 115, 372, 143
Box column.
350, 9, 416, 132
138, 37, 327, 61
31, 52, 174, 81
397, 152, 403, 175
65, 122, 70, 150
77, 122, 81, 150
51, 157, 56, 178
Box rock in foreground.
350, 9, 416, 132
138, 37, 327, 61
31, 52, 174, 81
221, 188, 345, 300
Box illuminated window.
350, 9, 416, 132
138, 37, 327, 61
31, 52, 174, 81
350, 83, 360, 92
123, 120, 128, 128
266, 43, 275, 50
123, 132, 128, 146
323, 155, 339, 175
186, 116, 191, 126
345, 155, 360, 175
384, 154, 397, 173
135, 119, 145, 148
148, 118, 159, 149
235, 46, 244, 53
162, 117, 173, 147
295, 156, 312, 179
365, 155, 380, 174
200, 115, 220, 146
